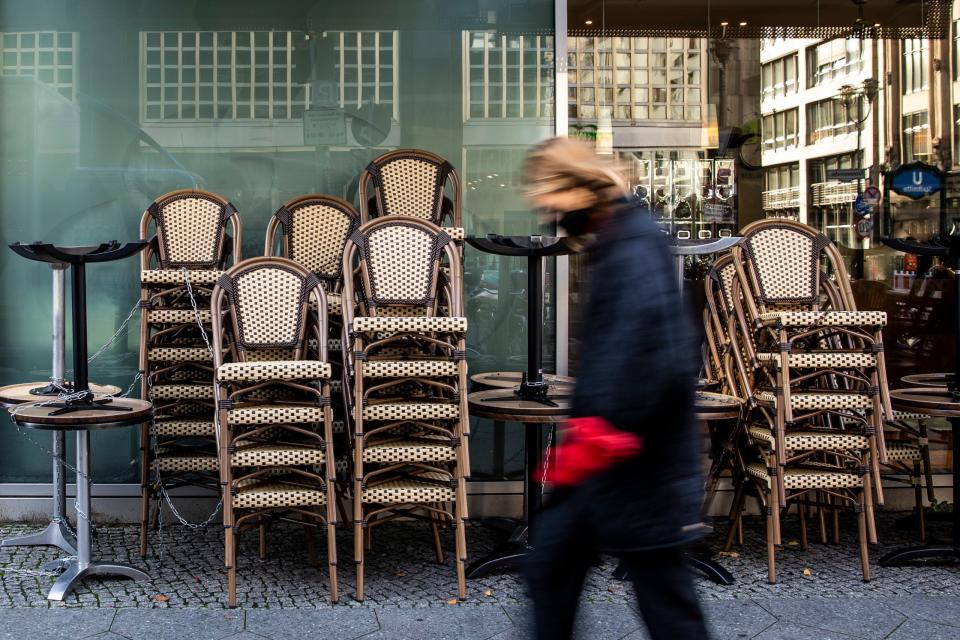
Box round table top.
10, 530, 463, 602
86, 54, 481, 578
900, 373, 950, 389
0, 382, 122, 408
695, 391, 743, 420
889, 387, 960, 418
11, 398, 153, 430
470, 371, 575, 390
468, 388, 570, 423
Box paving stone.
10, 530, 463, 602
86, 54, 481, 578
88, 634, 134, 640
503, 603, 642, 639
885, 617, 960, 640
883, 595, 960, 627
2, 513, 960, 610
111, 608, 243, 640
751, 622, 859, 640
217, 634, 270, 640
366, 606, 513, 639
753, 598, 906, 639
0, 609, 115, 639
702, 600, 778, 639
245, 608, 379, 640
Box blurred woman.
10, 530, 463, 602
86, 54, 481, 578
522, 137, 708, 640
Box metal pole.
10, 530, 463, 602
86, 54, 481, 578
75, 431, 91, 569
528, 254, 544, 385
51, 264, 68, 525
71, 263, 89, 394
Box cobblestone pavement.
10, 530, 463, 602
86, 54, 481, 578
0, 512, 958, 637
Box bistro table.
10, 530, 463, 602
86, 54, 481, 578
13, 399, 153, 600
0, 382, 120, 560
469, 372, 572, 483
879, 387, 960, 566
901, 373, 950, 388
465, 387, 570, 578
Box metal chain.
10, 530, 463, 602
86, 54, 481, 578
539, 424, 554, 502
0, 555, 76, 579
88, 299, 141, 363
180, 267, 213, 354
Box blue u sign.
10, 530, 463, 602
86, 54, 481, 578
889, 163, 944, 200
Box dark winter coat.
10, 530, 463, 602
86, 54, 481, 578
563, 200, 704, 552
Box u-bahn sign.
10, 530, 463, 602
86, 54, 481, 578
888, 161, 945, 200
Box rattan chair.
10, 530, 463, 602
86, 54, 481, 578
264, 194, 360, 518
341, 216, 469, 602
211, 257, 338, 607
730, 219, 892, 511
138, 189, 242, 556
720, 297, 874, 583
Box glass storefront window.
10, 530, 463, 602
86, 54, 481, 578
0, 0, 554, 483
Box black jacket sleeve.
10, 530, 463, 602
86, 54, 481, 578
570, 209, 697, 439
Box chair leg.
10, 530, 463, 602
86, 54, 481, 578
723, 481, 745, 552
817, 491, 828, 545
430, 509, 445, 564
354, 518, 365, 602
913, 462, 926, 543
863, 473, 878, 545
857, 497, 872, 582
259, 521, 268, 560
305, 521, 318, 568
139, 484, 151, 558
454, 505, 467, 601
766, 505, 777, 584
226, 527, 238, 608
798, 497, 808, 551
327, 521, 339, 604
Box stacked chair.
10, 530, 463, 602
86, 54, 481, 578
264, 195, 361, 517
712, 219, 892, 582
138, 189, 242, 556
341, 216, 470, 602
211, 257, 338, 607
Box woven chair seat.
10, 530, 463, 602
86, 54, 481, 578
146, 308, 213, 325
889, 411, 928, 421
232, 480, 327, 509
756, 352, 877, 368
443, 227, 465, 241
747, 463, 863, 490
361, 474, 456, 504
155, 452, 219, 473
150, 383, 214, 401
153, 419, 215, 437
362, 360, 459, 378
353, 316, 467, 334
754, 391, 874, 410
308, 293, 342, 316
362, 401, 460, 421
747, 425, 869, 451
362, 440, 457, 464
141, 269, 225, 285
217, 360, 332, 382
148, 347, 213, 363
231, 444, 326, 468
227, 404, 324, 425
759, 310, 887, 328
885, 442, 922, 462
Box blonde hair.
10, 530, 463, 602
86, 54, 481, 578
523, 137, 630, 207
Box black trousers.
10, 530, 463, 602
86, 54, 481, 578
525, 493, 709, 640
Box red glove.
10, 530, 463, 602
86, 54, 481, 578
542, 417, 644, 487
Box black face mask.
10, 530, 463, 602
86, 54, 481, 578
557, 208, 592, 236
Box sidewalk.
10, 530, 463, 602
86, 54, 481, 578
1, 513, 959, 638
1, 596, 959, 639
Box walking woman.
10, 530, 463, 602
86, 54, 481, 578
523, 137, 709, 639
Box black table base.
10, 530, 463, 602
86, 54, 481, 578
612, 547, 736, 586
466, 523, 530, 578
